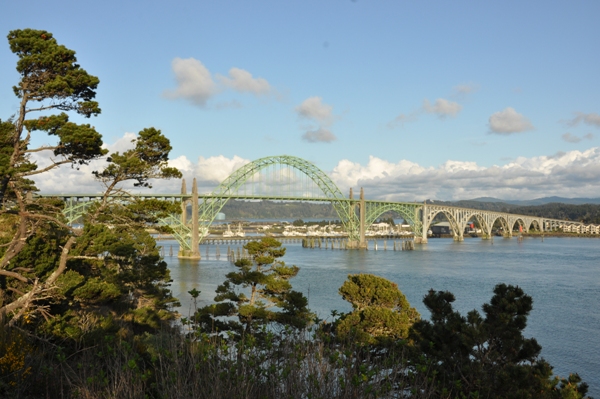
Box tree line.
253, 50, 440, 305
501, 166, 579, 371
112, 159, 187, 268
221, 199, 600, 225
0, 29, 592, 398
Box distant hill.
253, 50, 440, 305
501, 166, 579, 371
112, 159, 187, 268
467, 197, 600, 206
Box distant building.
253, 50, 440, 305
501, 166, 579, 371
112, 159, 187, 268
215, 212, 226, 221
430, 222, 451, 237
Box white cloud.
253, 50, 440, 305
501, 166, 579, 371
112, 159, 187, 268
29, 133, 251, 195
295, 97, 334, 124
389, 84, 472, 128
163, 58, 218, 107
102, 132, 137, 153
295, 97, 337, 143
143, 154, 251, 194
217, 68, 272, 96
302, 128, 337, 143
27, 132, 139, 194
488, 107, 534, 134
423, 98, 462, 118
567, 112, 600, 128
31, 134, 600, 202
164, 59, 277, 107
331, 148, 600, 201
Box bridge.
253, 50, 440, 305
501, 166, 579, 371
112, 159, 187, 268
44, 155, 598, 259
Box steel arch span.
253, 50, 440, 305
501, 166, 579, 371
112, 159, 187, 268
364, 202, 423, 238
171, 155, 359, 252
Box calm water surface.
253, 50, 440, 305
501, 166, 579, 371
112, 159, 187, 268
162, 236, 600, 394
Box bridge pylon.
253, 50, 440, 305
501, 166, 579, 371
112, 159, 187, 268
345, 187, 368, 249
178, 178, 201, 259
415, 201, 428, 244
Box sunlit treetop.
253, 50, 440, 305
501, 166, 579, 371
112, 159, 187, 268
8, 28, 100, 117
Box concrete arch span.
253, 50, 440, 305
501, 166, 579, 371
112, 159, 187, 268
506, 216, 542, 234
528, 219, 542, 231
426, 208, 463, 241
491, 215, 511, 237
462, 212, 492, 239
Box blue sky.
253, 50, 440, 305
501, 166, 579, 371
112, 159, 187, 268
2, 1, 600, 200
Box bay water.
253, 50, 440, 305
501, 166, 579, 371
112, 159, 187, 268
163, 236, 600, 394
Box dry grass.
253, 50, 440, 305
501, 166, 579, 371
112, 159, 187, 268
1, 326, 438, 399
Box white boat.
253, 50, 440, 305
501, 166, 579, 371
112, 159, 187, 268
234, 223, 245, 237
223, 224, 234, 237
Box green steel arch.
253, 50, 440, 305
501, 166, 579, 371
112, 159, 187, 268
195, 155, 358, 243
364, 202, 423, 237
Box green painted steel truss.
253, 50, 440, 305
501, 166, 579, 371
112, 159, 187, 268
364, 201, 422, 237
194, 155, 359, 248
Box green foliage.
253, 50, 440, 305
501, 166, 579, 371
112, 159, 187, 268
409, 283, 591, 398
335, 274, 420, 345
24, 113, 106, 164
8, 29, 100, 117
1, 29, 181, 340
1, 28, 106, 208
195, 237, 313, 338
93, 127, 181, 188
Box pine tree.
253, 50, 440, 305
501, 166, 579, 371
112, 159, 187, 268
195, 237, 312, 339
409, 284, 590, 398
0, 29, 182, 337
335, 273, 420, 345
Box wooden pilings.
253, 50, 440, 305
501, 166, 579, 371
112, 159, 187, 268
301, 237, 415, 251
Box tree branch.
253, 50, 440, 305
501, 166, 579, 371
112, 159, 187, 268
23, 145, 61, 154
0, 236, 77, 324
22, 212, 72, 231
25, 104, 62, 113
0, 269, 29, 283
17, 159, 72, 177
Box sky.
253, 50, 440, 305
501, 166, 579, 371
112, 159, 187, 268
2, 0, 600, 201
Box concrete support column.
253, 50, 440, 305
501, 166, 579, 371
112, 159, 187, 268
359, 187, 367, 249
191, 178, 200, 259
417, 201, 428, 244
180, 178, 187, 225
347, 188, 357, 249
455, 210, 464, 241
504, 214, 513, 237
481, 216, 491, 240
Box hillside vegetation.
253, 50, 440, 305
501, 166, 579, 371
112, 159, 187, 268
219, 199, 600, 224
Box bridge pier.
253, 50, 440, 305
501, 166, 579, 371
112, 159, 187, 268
179, 178, 201, 259
418, 201, 428, 244
358, 188, 367, 249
